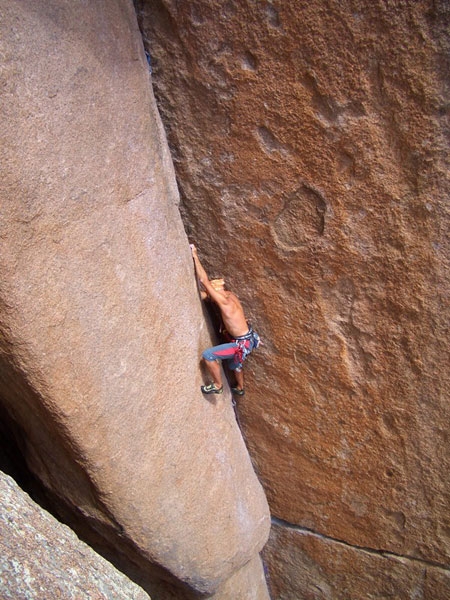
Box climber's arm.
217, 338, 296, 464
191, 244, 212, 301
190, 245, 209, 284
190, 244, 229, 305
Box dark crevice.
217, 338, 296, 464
0, 404, 51, 509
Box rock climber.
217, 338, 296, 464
190, 244, 260, 396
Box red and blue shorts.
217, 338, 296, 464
202, 339, 253, 372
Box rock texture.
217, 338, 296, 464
0, 1, 270, 598
136, 0, 450, 596
263, 519, 450, 600
0, 470, 150, 600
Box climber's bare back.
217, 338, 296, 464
216, 291, 249, 338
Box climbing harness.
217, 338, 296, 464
233, 327, 261, 367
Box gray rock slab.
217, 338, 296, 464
0, 470, 150, 600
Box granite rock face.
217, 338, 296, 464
263, 520, 450, 600
0, 470, 150, 600
136, 0, 450, 596
0, 1, 270, 598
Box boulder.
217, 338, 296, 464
136, 0, 450, 593
0, 470, 150, 600
0, 0, 270, 597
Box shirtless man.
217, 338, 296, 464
190, 244, 259, 395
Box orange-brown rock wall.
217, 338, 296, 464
136, 0, 450, 596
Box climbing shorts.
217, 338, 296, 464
202, 339, 253, 372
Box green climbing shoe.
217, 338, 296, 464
201, 383, 224, 395
231, 387, 245, 396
